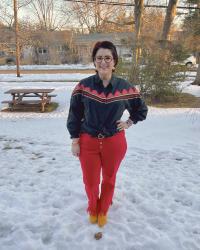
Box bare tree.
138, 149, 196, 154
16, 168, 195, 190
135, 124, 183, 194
129, 0, 144, 83
0, 0, 14, 27
142, 8, 165, 39
13, 0, 20, 77
192, 63, 200, 86
64, 0, 120, 33
134, 0, 144, 64
192, 0, 200, 85
0, 0, 33, 27
25, 0, 70, 30
183, 0, 200, 85
161, 0, 179, 43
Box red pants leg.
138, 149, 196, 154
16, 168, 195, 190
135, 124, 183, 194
99, 131, 127, 214
79, 131, 127, 215
79, 134, 101, 215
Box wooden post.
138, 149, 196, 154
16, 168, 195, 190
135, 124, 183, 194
13, 0, 20, 77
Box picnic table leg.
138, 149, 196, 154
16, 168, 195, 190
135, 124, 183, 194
9, 102, 14, 111
41, 94, 48, 112
41, 102, 45, 112
10, 94, 16, 111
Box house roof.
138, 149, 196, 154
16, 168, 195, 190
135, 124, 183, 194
30, 30, 73, 45
74, 32, 135, 46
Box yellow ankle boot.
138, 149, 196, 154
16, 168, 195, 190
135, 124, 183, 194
89, 214, 98, 224
98, 214, 107, 227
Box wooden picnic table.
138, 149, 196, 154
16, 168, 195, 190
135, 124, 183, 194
2, 88, 56, 112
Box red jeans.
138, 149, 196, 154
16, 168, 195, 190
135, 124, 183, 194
79, 130, 127, 215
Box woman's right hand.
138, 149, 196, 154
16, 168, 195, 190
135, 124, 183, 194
71, 139, 80, 157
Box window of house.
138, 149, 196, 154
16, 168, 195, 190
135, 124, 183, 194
0, 51, 6, 57
38, 48, 48, 54
55, 45, 69, 52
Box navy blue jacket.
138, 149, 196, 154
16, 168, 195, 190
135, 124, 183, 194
67, 74, 148, 138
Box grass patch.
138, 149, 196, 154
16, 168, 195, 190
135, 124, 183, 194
1, 102, 59, 112
3, 144, 12, 150
45, 102, 59, 112
146, 93, 200, 108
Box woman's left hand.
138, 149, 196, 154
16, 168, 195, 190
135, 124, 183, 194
116, 120, 129, 131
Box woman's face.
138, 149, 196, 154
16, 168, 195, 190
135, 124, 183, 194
94, 48, 115, 79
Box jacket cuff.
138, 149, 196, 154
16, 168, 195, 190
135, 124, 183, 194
70, 133, 80, 139
129, 116, 138, 124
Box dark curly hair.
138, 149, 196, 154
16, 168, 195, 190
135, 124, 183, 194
92, 41, 118, 67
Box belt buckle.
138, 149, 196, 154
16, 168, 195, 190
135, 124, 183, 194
97, 133, 105, 139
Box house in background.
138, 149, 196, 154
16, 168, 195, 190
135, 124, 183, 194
0, 26, 17, 65
0, 26, 16, 56
0, 30, 135, 65
26, 30, 74, 65
0, 25, 75, 65
74, 32, 135, 64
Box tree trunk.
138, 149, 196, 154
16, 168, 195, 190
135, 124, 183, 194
13, 0, 21, 77
131, 0, 144, 83
192, 62, 200, 86
134, 0, 144, 65
161, 0, 179, 41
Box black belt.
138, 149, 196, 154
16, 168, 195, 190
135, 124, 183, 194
97, 133, 105, 139
91, 132, 117, 138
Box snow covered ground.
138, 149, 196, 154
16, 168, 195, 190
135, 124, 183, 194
0, 71, 200, 250
0, 64, 95, 70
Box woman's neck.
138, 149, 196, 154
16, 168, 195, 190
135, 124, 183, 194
98, 73, 112, 87
102, 80, 109, 87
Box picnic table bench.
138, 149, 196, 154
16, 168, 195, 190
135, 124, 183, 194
2, 88, 57, 112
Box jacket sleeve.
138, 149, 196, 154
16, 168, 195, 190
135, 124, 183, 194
126, 86, 148, 124
67, 84, 84, 138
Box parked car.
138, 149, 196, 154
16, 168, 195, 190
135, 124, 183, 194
183, 55, 196, 68
0, 51, 16, 65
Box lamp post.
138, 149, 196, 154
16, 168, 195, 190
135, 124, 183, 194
13, 0, 20, 77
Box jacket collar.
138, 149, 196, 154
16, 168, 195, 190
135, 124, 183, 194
95, 73, 116, 87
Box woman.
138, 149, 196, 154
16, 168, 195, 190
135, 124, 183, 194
67, 41, 148, 227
